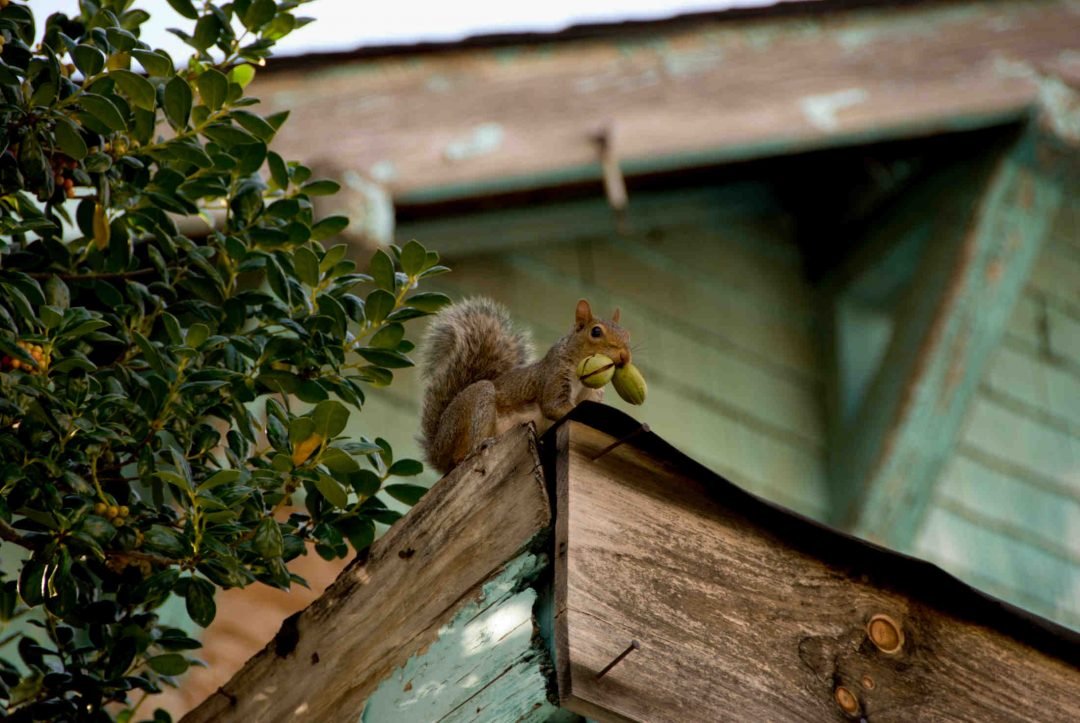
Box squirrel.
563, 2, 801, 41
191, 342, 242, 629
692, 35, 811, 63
419, 297, 632, 475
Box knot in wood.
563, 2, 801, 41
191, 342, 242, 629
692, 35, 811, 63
835, 685, 860, 716
867, 613, 904, 654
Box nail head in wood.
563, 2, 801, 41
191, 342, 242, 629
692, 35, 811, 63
835, 685, 860, 716
595, 639, 641, 679
867, 613, 904, 654
591, 424, 650, 462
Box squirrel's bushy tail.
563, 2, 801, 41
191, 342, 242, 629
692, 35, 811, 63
420, 297, 533, 452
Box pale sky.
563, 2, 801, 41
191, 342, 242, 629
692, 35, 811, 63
32, 0, 779, 57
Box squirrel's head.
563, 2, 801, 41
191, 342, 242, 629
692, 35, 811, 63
574, 299, 631, 366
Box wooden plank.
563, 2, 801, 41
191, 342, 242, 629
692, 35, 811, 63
914, 505, 1080, 628
934, 452, 1080, 564
834, 129, 1071, 547
961, 396, 1077, 490
359, 552, 558, 722
552, 413, 1080, 722
983, 344, 1080, 429
181, 423, 550, 723
251, 1, 1080, 202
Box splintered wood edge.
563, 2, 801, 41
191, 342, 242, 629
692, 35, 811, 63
182, 423, 551, 723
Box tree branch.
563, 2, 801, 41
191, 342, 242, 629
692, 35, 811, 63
0, 518, 38, 550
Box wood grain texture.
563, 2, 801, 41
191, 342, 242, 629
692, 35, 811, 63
252, 1, 1080, 203
551, 414, 1079, 722
181, 423, 550, 723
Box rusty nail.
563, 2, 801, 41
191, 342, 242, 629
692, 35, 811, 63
867, 613, 904, 654
835, 686, 860, 716
595, 639, 640, 679
591, 424, 650, 461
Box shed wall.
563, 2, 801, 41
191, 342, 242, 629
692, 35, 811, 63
915, 197, 1080, 629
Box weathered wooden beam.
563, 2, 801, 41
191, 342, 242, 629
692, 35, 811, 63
252, 0, 1080, 203
549, 406, 1080, 722
181, 423, 551, 723
831, 127, 1072, 547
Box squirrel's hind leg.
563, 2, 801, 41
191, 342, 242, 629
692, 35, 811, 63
433, 380, 498, 474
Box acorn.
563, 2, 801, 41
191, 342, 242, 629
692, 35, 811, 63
576, 354, 615, 389
612, 363, 647, 405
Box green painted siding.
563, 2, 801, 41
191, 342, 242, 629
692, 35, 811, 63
914, 197, 1080, 630
352, 184, 829, 519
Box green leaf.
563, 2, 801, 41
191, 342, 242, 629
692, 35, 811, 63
231, 110, 276, 141
166, 0, 199, 19
293, 246, 319, 287
186, 322, 209, 348
202, 123, 255, 146
384, 484, 428, 506
267, 151, 288, 189
253, 517, 284, 559
148, 653, 189, 676
369, 322, 404, 349
196, 69, 228, 111
109, 69, 156, 111
320, 244, 348, 273
200, 469, 241, 490
143, 525, 187, 557
164, 76, 193, 130
288, 416, 315, 445
133, 331, 165, 374
264, 12, 297, 41
369, 250, 395, 292
365, 289, 395, 324
311, 399, 349, 439
300, 179, 340, 196
315, 473, 348, 509
156, 471, 191, 493
406, 292, 452, 313
131, 49, 173, 76
400, 240, 427, 276
53, 117, 88, 160
78, 94, 127, 132
186, 578, 216, 627
388, 459, 424, 477
192, 14, 222, 51
357, 348, 413, 369
311, 215, 349, 242
242, 0, 276, 30
339, 517, 375, 553
72, 44, 106, 76
229, 63, 256, 88
40, 305, 62, 329
320, 447, 359, 474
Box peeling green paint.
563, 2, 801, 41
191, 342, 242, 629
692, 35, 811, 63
360, 552, 560, 723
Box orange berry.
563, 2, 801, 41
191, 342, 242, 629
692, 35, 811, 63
107, 505, 119, 519
94, 502, 107, 516
119, 506, 129, 518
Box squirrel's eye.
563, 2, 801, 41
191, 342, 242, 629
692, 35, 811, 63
590, 326, 603, 338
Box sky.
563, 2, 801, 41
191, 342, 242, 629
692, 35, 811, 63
31, 0, 778, 57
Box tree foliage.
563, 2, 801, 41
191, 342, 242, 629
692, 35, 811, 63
0, 1, 449, 719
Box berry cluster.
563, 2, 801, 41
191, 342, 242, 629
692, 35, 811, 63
93, 501, 131, 527
51, 155, 77, 199
1, 340, 48, 373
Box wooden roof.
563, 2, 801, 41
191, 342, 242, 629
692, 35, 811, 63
184, 404, 1080, 722
251, 0, 1080, 205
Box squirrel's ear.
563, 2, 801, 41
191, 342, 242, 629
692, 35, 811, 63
611, 307, 621, 324
575, 299, 592, 328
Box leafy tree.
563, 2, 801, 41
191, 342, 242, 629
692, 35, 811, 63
0, 1, 449, 719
